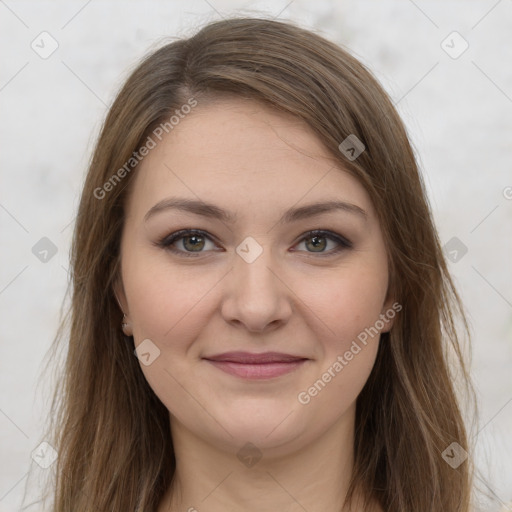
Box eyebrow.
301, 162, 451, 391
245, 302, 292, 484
144, 197, 368, 224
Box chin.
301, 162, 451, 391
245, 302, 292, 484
207, 401, 311, 454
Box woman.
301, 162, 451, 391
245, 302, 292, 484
43, 16, 475, 511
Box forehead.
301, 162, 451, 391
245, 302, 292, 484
125, 98, 374, 223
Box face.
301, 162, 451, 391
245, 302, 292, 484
116, 98, 395, 457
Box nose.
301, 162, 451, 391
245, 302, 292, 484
220, 243, 293, 333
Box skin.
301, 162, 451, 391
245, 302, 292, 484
115, 98, 393, 512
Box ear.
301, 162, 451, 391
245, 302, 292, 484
378, 263, 400, 333
114, 275, 134, 337
379, 286, 400, 334
113, 274, 129, 316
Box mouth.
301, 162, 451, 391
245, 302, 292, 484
203, 351, 309, 380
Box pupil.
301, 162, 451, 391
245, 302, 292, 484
309, 235, 326, 252
185, 235, 203, 251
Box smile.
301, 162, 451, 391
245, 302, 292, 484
203, 351, 309, 380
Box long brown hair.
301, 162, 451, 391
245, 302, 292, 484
39, 16, 476, 511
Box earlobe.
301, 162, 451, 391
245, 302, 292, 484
113, 275, 128, 315
380, 271, 398, 333
121, 313, 133, 337
380, 314, 394, 334
113, 277, 134, 336
380, 297, 401, 334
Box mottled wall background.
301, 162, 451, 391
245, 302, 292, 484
1, 1, 511, 510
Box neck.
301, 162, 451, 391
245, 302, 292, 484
158, 403, 378, 512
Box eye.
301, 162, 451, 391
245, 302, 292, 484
156, 229, 352, 257
156, 229, 219, 257
292, 230, 352, 256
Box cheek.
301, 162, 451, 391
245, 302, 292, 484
121, 251, 216, 417
301, 261, 389, 344
123, 248, 213, 344
293, 269, 386, 427
294, 260, 387, 395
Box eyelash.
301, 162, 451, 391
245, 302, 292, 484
156, 229, 353, 258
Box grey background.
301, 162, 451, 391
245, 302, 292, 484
0, 1, 511, 510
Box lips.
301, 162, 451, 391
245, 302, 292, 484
203, 351, 308, 379
204, 351, 306, 364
